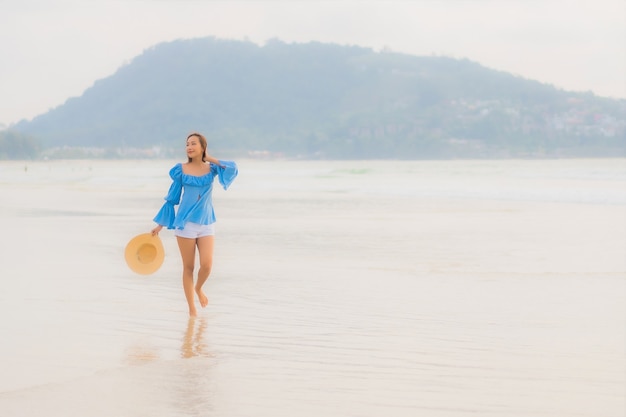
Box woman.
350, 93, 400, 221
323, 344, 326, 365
151, 132, 238, 316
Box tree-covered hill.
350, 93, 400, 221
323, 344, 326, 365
0, 130, 39, 159
13, 37, 626, 158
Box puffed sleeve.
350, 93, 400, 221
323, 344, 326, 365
212, 160, 238, 190
153, 164, 183, 229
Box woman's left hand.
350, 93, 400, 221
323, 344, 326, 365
205, 154, 223, 167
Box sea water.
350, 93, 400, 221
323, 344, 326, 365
0, 158, 624, 417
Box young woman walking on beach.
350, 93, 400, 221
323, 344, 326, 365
151, 132, 238, 316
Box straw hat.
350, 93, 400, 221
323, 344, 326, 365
125, 233, 165, 275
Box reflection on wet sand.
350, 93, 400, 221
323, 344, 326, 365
176, 316, 215, 416
124, 343, 160, 366
181, 316, 211, 359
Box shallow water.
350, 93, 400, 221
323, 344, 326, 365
0, 158, 624, 416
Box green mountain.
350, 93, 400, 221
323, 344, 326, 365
13, 37, 626, 159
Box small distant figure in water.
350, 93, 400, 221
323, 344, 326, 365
151, 132, 238, 316
24, 165, 27, 172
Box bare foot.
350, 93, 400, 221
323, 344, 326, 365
196, 287, 209, 308
189, 308, 198, 317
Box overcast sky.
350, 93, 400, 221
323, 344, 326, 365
1, 0, 624, 126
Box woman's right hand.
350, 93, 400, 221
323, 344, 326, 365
151, 225, 163, 236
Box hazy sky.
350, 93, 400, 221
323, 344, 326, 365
1, 0, 624, 126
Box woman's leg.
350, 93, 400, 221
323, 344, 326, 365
195, 235, 214, 308
177, 236, 198, 316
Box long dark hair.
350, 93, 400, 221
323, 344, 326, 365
186, 132, 207, 162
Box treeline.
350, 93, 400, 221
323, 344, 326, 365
12, 37, 626, 159
0, 130, 39, 159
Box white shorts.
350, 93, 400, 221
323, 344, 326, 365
174, 222, 215, 239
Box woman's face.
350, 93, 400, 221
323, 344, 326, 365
186, 135, 204, 159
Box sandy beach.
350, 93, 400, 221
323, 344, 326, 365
0, 158, 624, 416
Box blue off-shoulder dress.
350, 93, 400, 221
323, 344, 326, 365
153, 161, 238, 230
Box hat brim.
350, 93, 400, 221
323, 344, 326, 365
125, 233, 165, 275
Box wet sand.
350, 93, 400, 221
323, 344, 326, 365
0, 159, 624, 416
